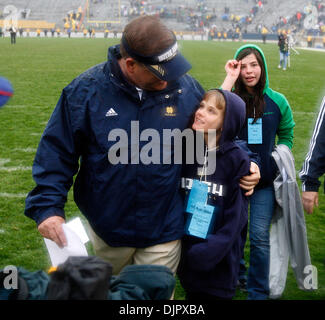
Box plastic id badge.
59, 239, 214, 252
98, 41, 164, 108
186, 179, 209, 214
248, 118, 262, 144
185, 203, 217, 239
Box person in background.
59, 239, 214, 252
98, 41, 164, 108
278, 32, 289, 70
9, 25, 17, 44
261, 26, 268, 44
221, 44, 295, 299
300, 96, 325, 215
307, 34, 313, 48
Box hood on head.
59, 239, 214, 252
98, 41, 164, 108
217, 89, 246, 146
234, 44, 269, 93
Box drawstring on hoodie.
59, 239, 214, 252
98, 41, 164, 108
199, 146, 208, 183
199, 146, 209, 206
200, 144, 220, 183
199, 145, 220, 205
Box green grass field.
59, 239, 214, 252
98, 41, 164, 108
0, 37, 325, 300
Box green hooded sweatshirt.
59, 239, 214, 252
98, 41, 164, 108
234, 44, 295, 188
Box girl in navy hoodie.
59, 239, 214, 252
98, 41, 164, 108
178, 89, 251, 300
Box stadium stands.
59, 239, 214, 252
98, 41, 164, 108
0, 19, 55, 30
0, 0, 87, 23
0, 0, 324, 47
0, 0, 85, 31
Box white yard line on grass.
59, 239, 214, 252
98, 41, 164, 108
7, 105, 44, 109
0, 158, 32, 172
0, 159, 11, 166
13, 147, 37, 153
0, 166, 32, 172
296, 47, 325, 53
293, 111, 317, 115
0, 192, 27, 198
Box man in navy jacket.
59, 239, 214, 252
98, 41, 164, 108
25, 15, 260, 275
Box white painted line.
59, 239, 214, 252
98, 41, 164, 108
293, 111, 317, 115
0, 192, 27, 198
0, 159, 11, 166
13, 148, 37, 153
296, 47, 325, 53
0, 166, 32, 172
6, 105, 44, 109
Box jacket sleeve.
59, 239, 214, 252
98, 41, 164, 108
299, 97, 325, 192
235, 138, 261, 169
24, 90, 82, 225
187, 155, 250, 272
276, 94, 295, 149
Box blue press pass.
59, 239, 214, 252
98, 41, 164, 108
186, 203, 216, 239
247, 118, 262, 144
185, 179, 217, 239
186, 180, 209, 214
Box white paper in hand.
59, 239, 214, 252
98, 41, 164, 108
44, 224, 88, 267
66, 217, 89, 244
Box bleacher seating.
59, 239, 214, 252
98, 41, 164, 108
0, 19, 55, 30
0, 0, 87, 27
244, 0, 308, 32
0, 0, 323, 39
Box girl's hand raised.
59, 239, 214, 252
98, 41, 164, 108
225, 60, 241, 78
220, 60, 242, 91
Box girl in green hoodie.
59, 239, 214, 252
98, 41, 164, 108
221, 44, 295, 300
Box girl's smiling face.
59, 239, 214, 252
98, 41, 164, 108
192, 95, 225, 134
239, 53, 262, 93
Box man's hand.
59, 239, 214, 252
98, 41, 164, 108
239, 162, 261, 196
301, 191, 319, 214
38, 216, 67, 248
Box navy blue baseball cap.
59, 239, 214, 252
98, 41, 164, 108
121, 34, 192, 81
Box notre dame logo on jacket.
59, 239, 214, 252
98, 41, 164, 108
164, 106, 177, 117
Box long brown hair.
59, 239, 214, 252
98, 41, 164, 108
234, 47, 266, 123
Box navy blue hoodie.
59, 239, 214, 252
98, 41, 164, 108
178, 89, 250, 299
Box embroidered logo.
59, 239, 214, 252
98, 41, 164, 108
164, 106, 176, 117
150, 65, 165, 76
106, 108, 118, 117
